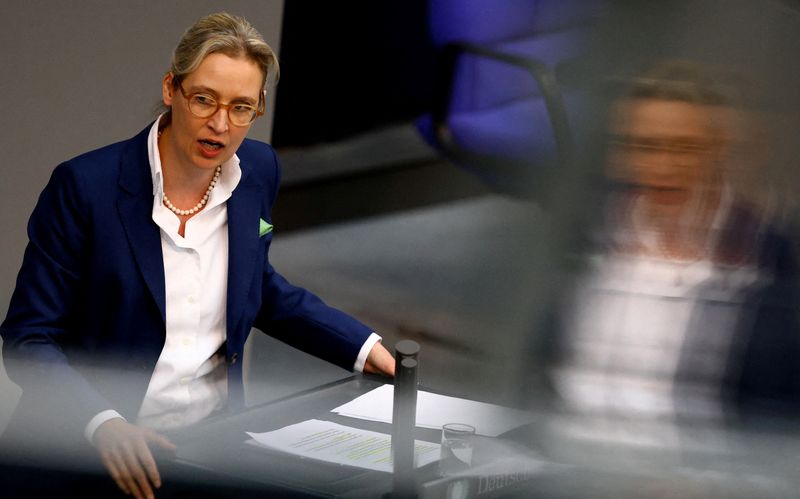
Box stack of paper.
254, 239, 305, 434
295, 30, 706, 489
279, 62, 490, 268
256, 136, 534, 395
247, 419, 440, 473
331, 384, 534, 437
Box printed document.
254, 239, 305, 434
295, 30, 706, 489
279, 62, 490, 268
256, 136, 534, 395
246, 419, 440, 473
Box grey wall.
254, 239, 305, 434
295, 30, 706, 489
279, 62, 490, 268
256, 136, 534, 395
0, 0, 284, 433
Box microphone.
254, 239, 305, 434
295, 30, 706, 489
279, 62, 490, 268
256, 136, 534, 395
391, 339, 420, 499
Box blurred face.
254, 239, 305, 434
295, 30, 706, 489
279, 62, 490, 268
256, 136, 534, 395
161, 52, 264, 172
607, 98, 724, 206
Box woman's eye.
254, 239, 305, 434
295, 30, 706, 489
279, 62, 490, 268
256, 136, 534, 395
194, 95, 216, 107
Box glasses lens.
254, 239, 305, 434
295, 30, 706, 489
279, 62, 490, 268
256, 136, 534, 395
229, 107, 257, 126
189, 94, 218, 118
186, 91, 257, 126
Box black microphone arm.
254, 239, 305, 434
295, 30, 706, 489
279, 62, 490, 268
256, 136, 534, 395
391, 339, 420, 499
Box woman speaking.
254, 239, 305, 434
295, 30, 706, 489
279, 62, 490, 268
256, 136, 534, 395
1, 12, 394, 499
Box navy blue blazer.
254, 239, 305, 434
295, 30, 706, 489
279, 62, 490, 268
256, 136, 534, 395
1, 124, 373, 441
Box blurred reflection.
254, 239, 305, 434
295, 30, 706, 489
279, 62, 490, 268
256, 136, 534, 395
547, 60, 800, 444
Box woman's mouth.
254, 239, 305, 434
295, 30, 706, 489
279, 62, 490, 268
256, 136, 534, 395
198, 139, 224, 158
200, 139, 224, 150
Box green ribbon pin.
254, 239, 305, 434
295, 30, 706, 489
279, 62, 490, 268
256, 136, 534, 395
259, 218, 273, 237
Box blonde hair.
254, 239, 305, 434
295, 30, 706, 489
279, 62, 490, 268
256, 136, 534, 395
626, 60, 730, 107
161, 12, 279, 119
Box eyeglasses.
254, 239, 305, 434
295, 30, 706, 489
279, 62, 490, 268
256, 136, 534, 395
176, 81, 264, 127
608, 136, 717, 160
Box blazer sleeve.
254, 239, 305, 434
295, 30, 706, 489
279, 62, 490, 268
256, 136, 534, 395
1, 162, 115, 438
251, 147, 374, 371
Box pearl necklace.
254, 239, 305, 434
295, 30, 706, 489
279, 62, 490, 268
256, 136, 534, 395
163, 165, 221, 216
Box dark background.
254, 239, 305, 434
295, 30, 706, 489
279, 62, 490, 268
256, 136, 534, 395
272, 0, 436, 148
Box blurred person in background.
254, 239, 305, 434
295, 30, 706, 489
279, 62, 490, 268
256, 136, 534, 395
538, 60, 800, 446
0, 12, 394, 499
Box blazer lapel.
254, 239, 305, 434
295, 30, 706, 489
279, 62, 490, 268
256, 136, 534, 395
226, 165, 263, 339
117, 127, 167, 324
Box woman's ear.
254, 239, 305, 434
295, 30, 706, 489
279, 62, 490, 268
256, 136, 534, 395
162, 72, 175, 106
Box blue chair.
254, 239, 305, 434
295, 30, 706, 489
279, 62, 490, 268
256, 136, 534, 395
418, 0, 606, 197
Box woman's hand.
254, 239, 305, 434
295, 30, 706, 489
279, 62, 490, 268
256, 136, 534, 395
363, 342, 396, 377
94, 418, 176, 499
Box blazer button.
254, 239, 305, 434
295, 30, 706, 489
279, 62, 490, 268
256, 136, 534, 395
229, 352, 239, 365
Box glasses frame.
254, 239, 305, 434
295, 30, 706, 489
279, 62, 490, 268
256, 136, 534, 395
608, 135, 719, 161
175, 79, 265, 127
